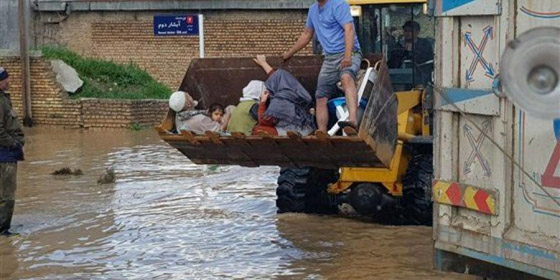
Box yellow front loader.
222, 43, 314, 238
278, 0, 435, 225
158, 0, 435, 225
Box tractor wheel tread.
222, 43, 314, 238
276, 168, 340, 214
402, 153, 434, 226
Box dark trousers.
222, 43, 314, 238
0, 162, 17, 233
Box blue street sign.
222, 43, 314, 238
154, 15, 199, 36
441, 0, 476, 13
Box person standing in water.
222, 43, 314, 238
0, 67, 25, 236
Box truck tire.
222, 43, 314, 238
401, 152, 433, 226
276, 167, 340, 214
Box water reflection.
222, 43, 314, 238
0, 127, 472, 279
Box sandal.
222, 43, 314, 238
338, 121, 358, 136
338, 121, 358, 129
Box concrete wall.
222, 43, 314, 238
34, 10, 312, 89
0, 0, 35, 51
0, 0, 21, 50
35, 0, 314, 11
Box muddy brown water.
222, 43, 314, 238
0, 128, 475, 279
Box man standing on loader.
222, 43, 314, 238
282, 0, 362, 133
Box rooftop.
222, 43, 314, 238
35, 0, 315, 11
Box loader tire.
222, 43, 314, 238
402, 152, 433, 226
276, 168, 340, 214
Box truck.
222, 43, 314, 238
431, 0, 560, 279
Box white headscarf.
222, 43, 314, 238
240, 80, 265, 102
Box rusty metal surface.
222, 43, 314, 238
179, 54, 383, 109
179, 56, 324, 109
358, 60, 398, 167
160, 132, 388, 169
161, 55, 395, 169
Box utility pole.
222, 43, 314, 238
198, 14, 204, 58
19, 0, 33, 126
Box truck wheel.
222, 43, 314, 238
276, 167, 340, 214
402, 153, 434, 226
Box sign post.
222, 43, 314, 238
198, 14, 204, 58
153, 14, 204, 58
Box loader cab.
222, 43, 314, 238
349, 0, 435, 90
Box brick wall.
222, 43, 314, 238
91, 21, 200, 89
81, 99, 168, 129
0, 56, 168, 128
204, 19, 310, 58
0, 56, 82, 127
3, 9, 314, 128
36, 10, 313, 89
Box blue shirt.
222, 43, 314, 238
306, 0, 361, 55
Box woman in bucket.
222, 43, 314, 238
252, 55, 315, 136
227, 81, 262, 135
252, 89, 277, 135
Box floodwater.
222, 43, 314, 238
0, 127, 475, 279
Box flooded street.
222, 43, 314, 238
0, 128, 473, 279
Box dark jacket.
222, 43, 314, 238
0, 90, 24, 162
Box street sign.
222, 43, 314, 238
434, 0, 500, 16
154, 15, 199, 36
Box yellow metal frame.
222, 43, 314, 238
347, 0, 426, 5
328, 90, 425, 196
328, 141, 408, 196
421, 89, 431, 136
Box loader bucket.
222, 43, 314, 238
179, 56, 324, 109
158, 55, 397, 169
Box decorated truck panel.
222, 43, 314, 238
432, 0, 560, 279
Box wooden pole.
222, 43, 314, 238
18, 0, 33, 126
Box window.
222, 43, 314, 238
354, 4, 435, 88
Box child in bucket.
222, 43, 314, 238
209, 103, 235, 131
170, 91, 228, 134
208, 103, 224, 123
